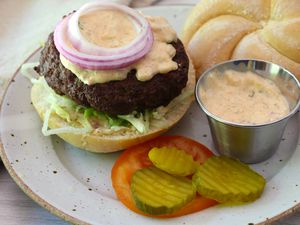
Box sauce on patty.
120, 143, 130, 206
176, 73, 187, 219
199, 70, 290, 125
79, 9, 138, 48
62, 10, 179, 85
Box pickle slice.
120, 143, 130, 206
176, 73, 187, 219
148, 147, 199, 176
192, 156, 265, 203
131, 166, 196, 215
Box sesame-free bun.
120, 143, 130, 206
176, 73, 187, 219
182, 0, 300, 80
31, 62, 195, 153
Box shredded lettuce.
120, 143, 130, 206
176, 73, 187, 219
82, 107, 149, 133
53, 104, 71, 122
84, 108, 97, 119
22, 63, 151, 134
22, 62, 190, 135
118, 111, 150, 133
107, 116, 130, 127
21, 62, 39, 83
21, 64, 93, 135
42, 105, 92, 136
83, 108, 107, 122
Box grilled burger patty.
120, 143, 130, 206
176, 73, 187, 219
35, 33, 189, 116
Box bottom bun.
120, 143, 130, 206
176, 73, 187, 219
31, 62, 195, 153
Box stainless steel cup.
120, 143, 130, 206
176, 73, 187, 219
195, 59, 300, 163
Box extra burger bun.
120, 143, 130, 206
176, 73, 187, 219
31, 61, 195, 153
182, 0, 300, 80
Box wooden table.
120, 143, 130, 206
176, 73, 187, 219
0, 0, 299, 224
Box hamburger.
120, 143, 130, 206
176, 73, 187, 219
30, 2, 195, 152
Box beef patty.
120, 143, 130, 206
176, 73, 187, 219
35, 33, 189, 115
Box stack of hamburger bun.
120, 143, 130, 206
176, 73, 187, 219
182, 0, 300, 80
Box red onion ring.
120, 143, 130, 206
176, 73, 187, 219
68, 2, 148, 55
53, 2, 154, 70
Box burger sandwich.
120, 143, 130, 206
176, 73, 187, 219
29, 2, 195, 152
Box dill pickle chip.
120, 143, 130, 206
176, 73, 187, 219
131, 166, 196, 215
192, 156, 266, 203
148, 147, 199, 176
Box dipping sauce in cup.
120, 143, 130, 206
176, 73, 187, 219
196, 59, 300, 163
199, 69, 290, 125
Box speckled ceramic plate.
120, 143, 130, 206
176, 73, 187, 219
0, 6, 300, 225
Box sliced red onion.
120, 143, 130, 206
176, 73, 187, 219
53, 2, 154, 70
68, 2, 146, 55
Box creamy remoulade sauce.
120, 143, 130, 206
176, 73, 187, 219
60, 10, 178, 85
78, 9, 137, 48
199, 70, 290, 125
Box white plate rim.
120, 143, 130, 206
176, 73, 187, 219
0, 48, 88, 225
0, 5, 300, 225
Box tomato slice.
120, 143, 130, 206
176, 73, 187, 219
111, 135, 218, 218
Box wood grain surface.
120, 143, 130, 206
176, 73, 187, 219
0, 0, 299, 224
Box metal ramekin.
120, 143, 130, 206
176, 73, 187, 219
195, 59, 300, 163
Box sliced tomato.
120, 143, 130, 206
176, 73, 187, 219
111, 135, 218, 218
